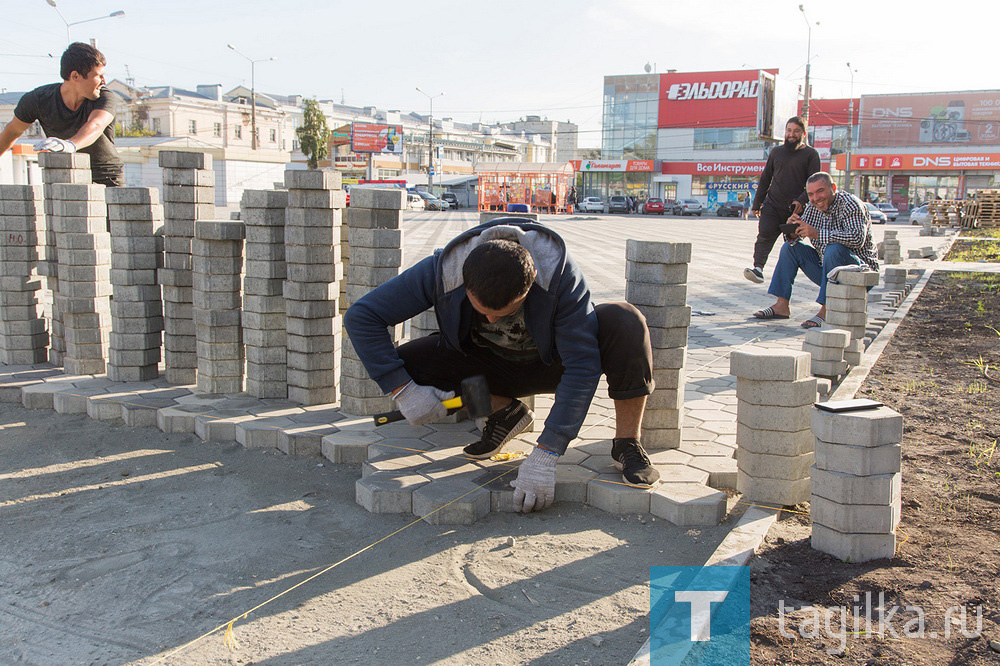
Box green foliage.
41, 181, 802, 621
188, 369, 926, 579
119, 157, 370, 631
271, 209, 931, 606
296, 99, 330, 170
113, 119, 156, 138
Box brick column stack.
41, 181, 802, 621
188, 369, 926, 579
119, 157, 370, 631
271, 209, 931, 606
881, 229, 901, 265
106, 188, 164, 382
882, 267, 907, 306
192, 220, 245, 394
240, 189, 289, 399
0, 185, 48, 365
340, 188, 406, 416
802, 328, 850, 380
826, 270, 879, 366
283, 170, 344, 406
39, 153, 93, 365
625, 239, 692, 450
811, 405, 903, 562
159, 151, 214, 385
731, 349, 816, 506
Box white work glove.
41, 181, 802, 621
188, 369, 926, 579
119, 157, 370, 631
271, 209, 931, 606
511, 446, 558, 513
35, 137, 77, 153
826, 264, 863, 283
393, 381, 454, 426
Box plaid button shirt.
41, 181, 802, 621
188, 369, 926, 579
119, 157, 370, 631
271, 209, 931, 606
800, 190, 879, 271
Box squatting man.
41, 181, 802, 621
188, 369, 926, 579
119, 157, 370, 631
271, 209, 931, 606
345, 218, 661, 513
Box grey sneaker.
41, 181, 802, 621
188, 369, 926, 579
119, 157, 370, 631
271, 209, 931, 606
612, 438, 660, 487
743, 267, 764, 283
463, 399, 534, 459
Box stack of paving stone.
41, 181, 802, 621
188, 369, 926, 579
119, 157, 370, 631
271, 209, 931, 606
192, 220, 245, 394
283, 170, 345, 406
0, 185, 48, 364
811, 405, 903, 562
825, 270, 879, 345
40, 153, 94, 365
159, 151, 214, 385
732, 349, 816, 506
907, 245, 937, 259
105, 188, 164, 382
340, 187, 406, 415
240, 189, 288, 398
49, 177, 111, 376
624, 239, 691, 450
881, 229, 901, 264
802, 328, 851, 379
882, 267, 907, 306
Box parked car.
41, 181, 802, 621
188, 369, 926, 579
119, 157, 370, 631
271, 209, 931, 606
417, 191, 447, 211
440, 192, 460, 209
673, 199, 704, 216
864, 202, 888, 224
642, 197, 665, 215
876, 203, 899, 221
909, 204, 931, 225
608, 195, 629, 213
715, 201, 745, 217
407, 193, 426, 211
578, 196, 604, 213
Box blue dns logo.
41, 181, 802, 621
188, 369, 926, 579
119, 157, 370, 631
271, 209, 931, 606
649, 566, 753, 665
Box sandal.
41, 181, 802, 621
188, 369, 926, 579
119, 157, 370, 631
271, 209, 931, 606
801, 315, 825, 329
753, 306, 790, 320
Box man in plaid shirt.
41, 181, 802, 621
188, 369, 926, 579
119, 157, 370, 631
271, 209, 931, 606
752, 172, 878, 328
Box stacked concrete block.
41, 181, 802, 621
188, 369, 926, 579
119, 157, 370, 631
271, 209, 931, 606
802, 327, 850, 379
49, 179, 111, 376
732, 349, 816, 506
825, 270, 878, 343
882, 267, 907, 306
192, 220, 245, 394
340, 187, 406, 415
0, 185, 48, 364
625, 240, 691, 450
283, 170, 345, 406
40, 153, 94, 365
408, 308, 439, 340
811, 406, 903, 562
881, 230, 901, 264
908, 245, 937, 259
159, 151, 214, 385
105, 188, 164, 382
241, 189, 288, 398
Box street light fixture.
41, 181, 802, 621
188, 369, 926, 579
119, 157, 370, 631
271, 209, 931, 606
227, 44, 277, 150
415, 87, 444, 190
798, 4, 819, 122
45, 1, 125, 44
845, 62, 858, 193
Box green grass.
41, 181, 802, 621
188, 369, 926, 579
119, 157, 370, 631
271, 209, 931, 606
962, 227, 1000, 239
945, 240, 1000, 263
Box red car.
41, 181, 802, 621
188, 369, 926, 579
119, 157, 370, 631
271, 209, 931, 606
642, 197, 666, 215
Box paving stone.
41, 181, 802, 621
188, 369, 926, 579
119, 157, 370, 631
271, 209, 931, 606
737, 423, 813, 456
737, 448, 814, 479
413, 478, 491, 525
688, 456, 738, 489
587, 474, 651, 514
811, 524, 896, 562
736, 401, 813, 432
735, 377, 818, 406
321, 433, 370, 463
649, 483, 727, 526
737, 469, 810, 506
730, 349, 811, 381
835, 270, 880, 287
812, 406, 903, 447
625, 239, 691, 264
644, 428, 682, 449
356, 472, 429, 514
811, 494, 902, 534
813, 440, 901, 476
811, 466, 901, 505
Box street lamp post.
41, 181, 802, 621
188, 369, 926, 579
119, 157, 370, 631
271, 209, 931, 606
415, 87, 444, 190
798, 5, 819, 123
227, 45, 277, 150
46, 1, 124, 44
845, 62, 857, 193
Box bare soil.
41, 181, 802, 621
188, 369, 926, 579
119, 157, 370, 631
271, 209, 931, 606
743, 270, 1000, 664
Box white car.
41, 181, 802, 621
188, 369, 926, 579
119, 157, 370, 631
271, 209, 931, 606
909, 204, 931, 225
406, 193, 425, 211
578, 196, 604, 213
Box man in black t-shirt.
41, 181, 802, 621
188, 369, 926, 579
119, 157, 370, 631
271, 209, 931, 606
0, 42, 124, 186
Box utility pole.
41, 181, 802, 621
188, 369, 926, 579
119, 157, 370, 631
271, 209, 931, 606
845, 62, 857, 193
798, 5, 818, 123
228, 45, 276, 150
416, 88, 444, 190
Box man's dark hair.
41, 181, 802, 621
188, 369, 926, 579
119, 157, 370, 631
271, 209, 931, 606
463, 240, 535, 309
807, 171, 834, 186
787, 115, 807, 131
61, 42, 106, 81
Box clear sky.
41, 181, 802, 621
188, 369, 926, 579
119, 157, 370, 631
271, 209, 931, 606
2, 0, 992, 148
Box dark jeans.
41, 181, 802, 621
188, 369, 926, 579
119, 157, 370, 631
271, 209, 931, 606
752, 203, 793, 269
397, 302, 654, 400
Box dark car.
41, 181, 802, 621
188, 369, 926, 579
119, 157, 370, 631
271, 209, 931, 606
440, 192, 459, 208
716, 201, 745, 217
608, 195, 629, 213
643, 197, 665, 214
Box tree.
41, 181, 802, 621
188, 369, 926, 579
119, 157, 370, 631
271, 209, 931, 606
296, 99, 331, 169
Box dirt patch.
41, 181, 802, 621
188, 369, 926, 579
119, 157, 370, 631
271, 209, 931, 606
946, 239, 1000, 262
744, 271, 1000, 664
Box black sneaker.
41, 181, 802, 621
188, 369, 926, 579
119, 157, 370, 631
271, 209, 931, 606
612, 438, 660, 487
463, 399, 534, 459
743, 267, 765, 283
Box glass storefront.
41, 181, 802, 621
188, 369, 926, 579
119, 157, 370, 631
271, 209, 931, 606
577, 171, 653, 202
602, 74, 659, 160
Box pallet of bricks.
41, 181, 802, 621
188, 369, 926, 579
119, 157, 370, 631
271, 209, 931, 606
926, 199, 961, 226
971, 190, 1000, 227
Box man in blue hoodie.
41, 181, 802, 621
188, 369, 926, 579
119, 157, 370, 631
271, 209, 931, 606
344, 218, 658, 513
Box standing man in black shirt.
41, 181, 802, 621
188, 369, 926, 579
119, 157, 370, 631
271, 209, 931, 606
743, 116, 820, 283
0, 42, 124, 187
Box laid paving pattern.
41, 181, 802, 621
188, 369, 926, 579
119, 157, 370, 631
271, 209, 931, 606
0, 213, 954, 526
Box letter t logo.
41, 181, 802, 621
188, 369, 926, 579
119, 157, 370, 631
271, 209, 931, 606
675, 590, 729, 641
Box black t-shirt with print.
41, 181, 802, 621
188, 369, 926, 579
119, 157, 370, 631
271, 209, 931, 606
14, 83, 124, 186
